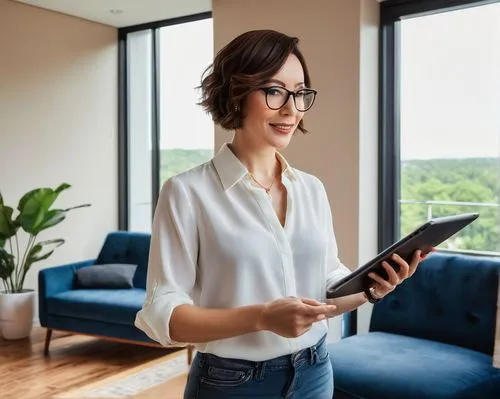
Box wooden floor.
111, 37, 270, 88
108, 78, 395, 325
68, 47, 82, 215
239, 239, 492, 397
0, 327, 186, 399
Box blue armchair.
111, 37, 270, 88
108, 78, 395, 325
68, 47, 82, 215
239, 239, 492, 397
38, 231, 193, 362
328, 252, 500, 399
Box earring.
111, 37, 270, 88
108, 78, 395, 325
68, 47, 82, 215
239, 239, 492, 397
234, 104, 239, 113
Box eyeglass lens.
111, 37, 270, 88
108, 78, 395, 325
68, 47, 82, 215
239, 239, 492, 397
266, 87, 315, 111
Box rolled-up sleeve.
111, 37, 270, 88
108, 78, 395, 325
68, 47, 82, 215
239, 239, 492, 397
135, 176, 198, 347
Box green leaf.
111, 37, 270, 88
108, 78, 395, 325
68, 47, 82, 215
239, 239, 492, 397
63, 204, 91, 212
23, 239, 65, 275
37, 209, 66, 232
16, 184, 76, 235
0, 204, 19, 240
18, 188, 53, 214
54, 183, 71, 194
0, 248, 15, 280
17, 188, 57, 234
34, 204, 91, 234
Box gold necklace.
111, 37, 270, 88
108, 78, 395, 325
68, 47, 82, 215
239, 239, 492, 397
249, 173, 276, 195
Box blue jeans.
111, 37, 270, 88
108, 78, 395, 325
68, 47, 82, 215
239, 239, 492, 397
184, 334, 333, 399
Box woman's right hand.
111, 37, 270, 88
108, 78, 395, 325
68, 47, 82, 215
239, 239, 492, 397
258, 297, 337, 338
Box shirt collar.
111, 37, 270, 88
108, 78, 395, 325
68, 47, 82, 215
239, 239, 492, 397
212, 143, 297, 191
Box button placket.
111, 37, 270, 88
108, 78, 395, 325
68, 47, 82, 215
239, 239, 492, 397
280, 177, 296, 296
246, 178, 295, 296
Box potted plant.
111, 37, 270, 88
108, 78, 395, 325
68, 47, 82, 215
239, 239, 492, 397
0, 183, 89, 339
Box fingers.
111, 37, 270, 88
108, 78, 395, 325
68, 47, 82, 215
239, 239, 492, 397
314, 314, 326, 322
369, 250, 424, 290
309, 310, 332, 323
391, 253, 409, 280
300, 297, 323, 306
300, 299, 336, 318
408, 249, 422, 277
368, 259, 399, 287
366, 250, 427, 300
368, 269, 395, 292
266, 297, 336, 338
387, 251, 421, 281
299, 297, 329, 321
304, 303, 337, 316
419, 247, 437, 260
293, 298, 336, 330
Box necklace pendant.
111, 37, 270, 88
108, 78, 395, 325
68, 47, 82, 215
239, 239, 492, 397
248, 172, 275, 197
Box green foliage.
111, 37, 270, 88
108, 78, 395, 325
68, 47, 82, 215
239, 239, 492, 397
0, 185, 90, 293
159, 149, 213, 184
400, 158, 500, 253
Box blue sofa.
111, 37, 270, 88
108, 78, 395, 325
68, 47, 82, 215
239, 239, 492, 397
328, 252, 500, 399
38, 231, 192, 361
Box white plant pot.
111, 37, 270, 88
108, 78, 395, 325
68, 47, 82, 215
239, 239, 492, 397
0, 289, 36, 339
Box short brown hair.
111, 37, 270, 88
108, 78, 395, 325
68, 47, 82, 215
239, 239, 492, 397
199, 30, 312, 134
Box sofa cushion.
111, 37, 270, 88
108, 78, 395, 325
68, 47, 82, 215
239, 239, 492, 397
95, 231, 151, 289
370, 253, 500, 355
46, 288, 146, 326
75, 264, 137, 289
329, 332, 500, 399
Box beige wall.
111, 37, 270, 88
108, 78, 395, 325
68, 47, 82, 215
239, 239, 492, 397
0, 0, 118, 293
213, 0, 380, 334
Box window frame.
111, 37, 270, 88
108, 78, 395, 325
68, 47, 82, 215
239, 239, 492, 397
117, 12, 212, 230
378, 0, 500, 252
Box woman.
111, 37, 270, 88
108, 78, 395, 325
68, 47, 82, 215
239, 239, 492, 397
135, 30, 422, 399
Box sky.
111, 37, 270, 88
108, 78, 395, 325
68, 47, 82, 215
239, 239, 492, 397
159, 18, 214, 150
156, 3, 500, 159
400, 2, 500, 160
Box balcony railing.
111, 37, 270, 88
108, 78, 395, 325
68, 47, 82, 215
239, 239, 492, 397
399, 199, 500, 256
400, 199, 500, 220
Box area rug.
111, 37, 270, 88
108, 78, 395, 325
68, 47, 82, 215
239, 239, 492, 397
56, 350, 190, 398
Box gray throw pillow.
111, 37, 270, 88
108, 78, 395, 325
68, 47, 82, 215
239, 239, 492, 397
75, 264, 137, 289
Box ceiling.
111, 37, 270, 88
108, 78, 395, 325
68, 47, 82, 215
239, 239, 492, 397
13, 0, 212, 28
13, 0, 388, 28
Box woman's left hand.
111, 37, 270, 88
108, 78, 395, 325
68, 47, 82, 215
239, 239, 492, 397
367, 249, 431, 299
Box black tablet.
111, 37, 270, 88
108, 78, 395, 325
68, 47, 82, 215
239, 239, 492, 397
326, 213, 479, 299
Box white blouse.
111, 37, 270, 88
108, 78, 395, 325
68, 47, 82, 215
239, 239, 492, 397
135, 143, 351, 361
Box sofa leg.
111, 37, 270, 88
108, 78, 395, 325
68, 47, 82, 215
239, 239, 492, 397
44, 329, 53, 356
187, 344, 194, 365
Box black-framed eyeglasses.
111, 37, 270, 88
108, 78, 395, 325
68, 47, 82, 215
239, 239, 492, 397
258, 86, 318, 112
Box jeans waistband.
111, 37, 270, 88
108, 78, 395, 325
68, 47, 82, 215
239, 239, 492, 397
197, 334, 328, 373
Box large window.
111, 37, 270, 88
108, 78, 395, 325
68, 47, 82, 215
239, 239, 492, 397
380, 0, 500, 255
125, 29, 154, 233
119, 14, 213, 232
159, 19, 214, 186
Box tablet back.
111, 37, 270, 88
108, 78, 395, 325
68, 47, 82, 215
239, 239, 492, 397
326, 212, 479, 298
